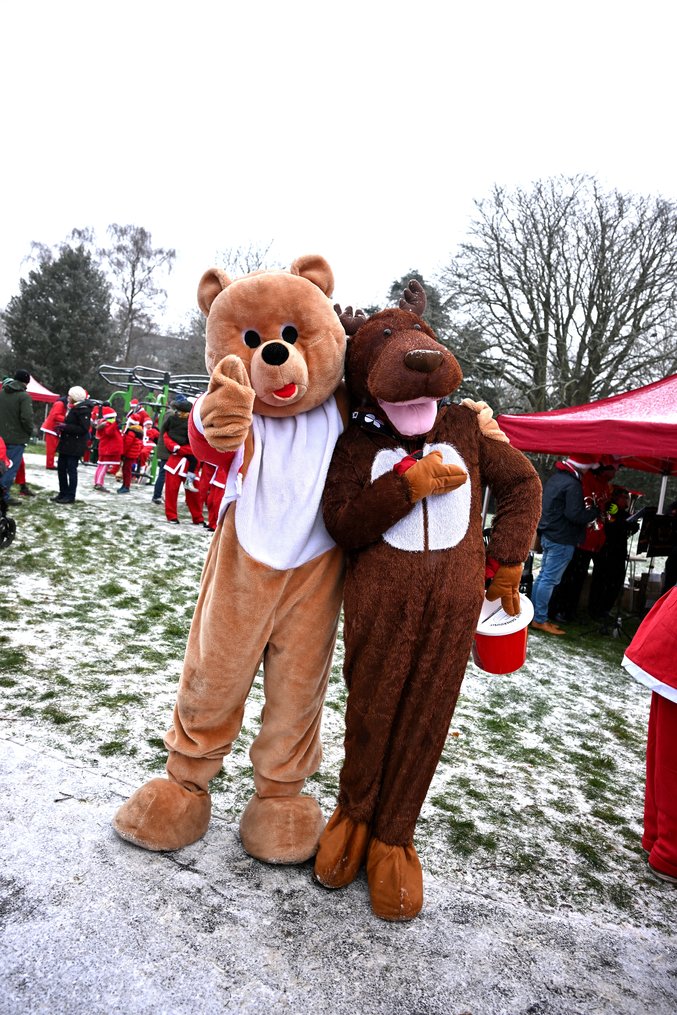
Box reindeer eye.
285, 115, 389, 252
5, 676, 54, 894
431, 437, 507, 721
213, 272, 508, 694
281, 325, 298, 344
413, 324, 422, 330
243, 330, 261, 348
383, 328, 392, 336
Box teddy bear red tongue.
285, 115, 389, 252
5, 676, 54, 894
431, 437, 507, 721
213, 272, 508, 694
273, 384, 297, 399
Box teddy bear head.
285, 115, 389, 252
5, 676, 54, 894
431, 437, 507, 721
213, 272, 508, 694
197, 255, 346, 417
340, 280, 463, 437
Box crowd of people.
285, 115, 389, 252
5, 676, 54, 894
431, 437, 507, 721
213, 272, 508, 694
0, 369, 224, 530
530, 454, 677, 636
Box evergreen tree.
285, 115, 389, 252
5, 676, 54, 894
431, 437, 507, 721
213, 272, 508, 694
2, 245, 115, 396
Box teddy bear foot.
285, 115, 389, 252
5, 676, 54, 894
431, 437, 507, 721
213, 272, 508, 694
313, 805, 370, 888
366, 836, 423, 922
239, 793, 325, 864
112, 778, 211, 851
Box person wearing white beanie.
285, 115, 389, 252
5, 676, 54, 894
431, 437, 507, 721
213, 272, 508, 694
530, 455, 602, 634
67, 386, 88, 404
51, 387, 92, 504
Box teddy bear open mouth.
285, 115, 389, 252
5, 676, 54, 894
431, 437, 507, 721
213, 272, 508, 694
272, 383, 298, 400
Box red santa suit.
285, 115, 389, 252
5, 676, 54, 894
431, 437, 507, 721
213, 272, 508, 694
622, 586, 677, 881
139, 421, 158, 471
94, 410, 123, 488
120, 418, 144, 490
198, 460, 227, 531
40, 397, 67, 469
163, 431, 203, 524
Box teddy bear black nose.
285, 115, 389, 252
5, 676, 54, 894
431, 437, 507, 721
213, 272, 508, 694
404, 349, 443, 374
261, 342, 290, 366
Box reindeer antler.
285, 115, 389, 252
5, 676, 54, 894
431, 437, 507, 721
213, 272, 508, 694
334, 304, 369, 336
399, 279, 427, 317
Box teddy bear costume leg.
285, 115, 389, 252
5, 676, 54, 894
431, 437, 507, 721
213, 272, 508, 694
315, 566, 482, 919
113, 511, 343, 861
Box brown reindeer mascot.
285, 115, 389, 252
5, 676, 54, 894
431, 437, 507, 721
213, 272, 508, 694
314, 281, 542, 921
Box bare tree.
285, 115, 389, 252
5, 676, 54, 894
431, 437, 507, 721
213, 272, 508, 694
214, 241, 278, 277
439, 176, 677, 413
100, 224, 176, 364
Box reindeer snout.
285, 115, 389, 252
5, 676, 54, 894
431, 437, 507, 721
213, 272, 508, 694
404, 349, 444, 374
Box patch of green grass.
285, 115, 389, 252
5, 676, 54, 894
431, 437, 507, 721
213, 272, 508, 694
141, 646, 169, 663
0, 647, 28, 671
0, 676, 17, 687
99, 740, 126, 756
99, 740, 137, 757
98, 692, 144, 708
572, 839, 609, 870
42, 705, 77, 725
98, 580, 126, 597
441, 815, 498, 855
163, 621, 186, 638
38, 691, 57, 701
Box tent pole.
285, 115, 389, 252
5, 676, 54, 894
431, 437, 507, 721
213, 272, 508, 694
657, 474, 668, 514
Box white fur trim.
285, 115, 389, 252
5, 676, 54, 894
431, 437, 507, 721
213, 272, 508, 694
622, 656, 677, 703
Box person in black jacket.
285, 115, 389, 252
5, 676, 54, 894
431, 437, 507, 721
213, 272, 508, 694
52, 386, 92, 505
530, 457, 600, 635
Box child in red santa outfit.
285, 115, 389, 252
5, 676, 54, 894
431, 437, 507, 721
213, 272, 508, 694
161, 399, 203, 525
93, 407, 123, 491
622, 586, 677, 884
118, 415, 144, 494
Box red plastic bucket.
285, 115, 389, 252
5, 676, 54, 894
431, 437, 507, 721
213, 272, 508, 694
472, 594, 533, 675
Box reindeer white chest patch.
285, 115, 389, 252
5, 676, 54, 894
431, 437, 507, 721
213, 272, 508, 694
372, 443, 472, 552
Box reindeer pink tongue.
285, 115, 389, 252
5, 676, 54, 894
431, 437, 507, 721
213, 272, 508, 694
377, 397, 438, 436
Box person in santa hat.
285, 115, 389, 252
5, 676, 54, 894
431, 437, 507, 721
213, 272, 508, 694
93, 407, 123, 492
622, 586, 677, 885
161, 398, 203, 524
118, 414, 144, 494
40, 394, 68, 470
530, 454, 601, 635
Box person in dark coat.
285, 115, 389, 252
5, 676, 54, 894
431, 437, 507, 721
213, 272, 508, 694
530, 457, 600, 634
52, 386, 91, 504
587, 485, 640, 620
0, 369, 34, 507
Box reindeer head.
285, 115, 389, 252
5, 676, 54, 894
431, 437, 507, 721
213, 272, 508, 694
336, 280, 463, 436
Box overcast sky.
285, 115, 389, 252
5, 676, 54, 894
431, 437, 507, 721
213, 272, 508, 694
2, 0, 676, 332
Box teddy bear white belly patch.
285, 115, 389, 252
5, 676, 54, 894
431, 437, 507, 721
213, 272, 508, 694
372, 443, 471, 551
234, 399, 343, 570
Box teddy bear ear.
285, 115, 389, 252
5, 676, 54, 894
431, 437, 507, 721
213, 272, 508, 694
289, 255, 334, 298
197, 268, 233, 317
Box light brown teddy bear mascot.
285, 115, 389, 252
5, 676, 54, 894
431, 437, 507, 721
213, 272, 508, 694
113, 255, 347, 864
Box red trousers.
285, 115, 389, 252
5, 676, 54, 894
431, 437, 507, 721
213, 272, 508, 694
121, 457, 136, 488
198, 463, 224, 529
643, 691, 677, 877
44, 433, 58, 468
164, 470, 203, 523
15, 460, 26, 485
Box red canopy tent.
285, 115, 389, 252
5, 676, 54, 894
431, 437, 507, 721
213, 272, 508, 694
26, 376, 59, 404
0, 374, 59, 403
497, 373, 677, 510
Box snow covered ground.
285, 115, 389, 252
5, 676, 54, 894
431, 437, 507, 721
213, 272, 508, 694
1, 454, 675, 1014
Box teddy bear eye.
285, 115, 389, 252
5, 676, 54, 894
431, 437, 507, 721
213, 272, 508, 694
413, 323, 422, 330
243, 330, 261, 348
281, 325, 298, 344
383, 328, 392, 336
